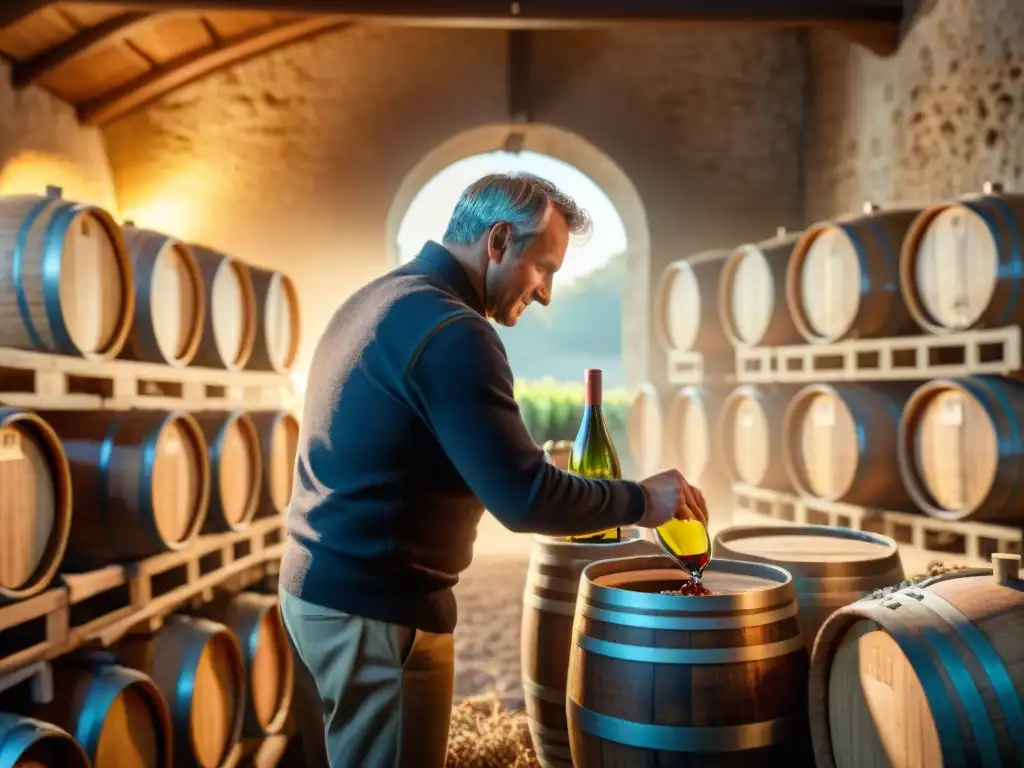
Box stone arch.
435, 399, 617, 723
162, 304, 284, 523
385, 122, 652, 386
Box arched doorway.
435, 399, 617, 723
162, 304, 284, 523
386, 123, 652, 389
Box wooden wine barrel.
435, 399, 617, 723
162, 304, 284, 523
192, 410, 262, 534
189, 245, 256, 371
713, 525, 905, 651
719, 227, 803, 347
28, 657, 173, 768
0, 409, 72, 602
782, 382, 915, 507
809, 558, 1024, 768
786, 203, 922, 344
222, 592, 294, 736
120, 225, 205, 367
249, 410, 299, 517
626, 384, 664, 476
119, 615, 245, 768
521, 532, 657, 768
653, 250, 730, 354
663, 386, 726, 486
900, 182, 1024, 333
0, 187, 134, 359
246, 267, 300, 373
567, 554, 812, 765
898, 376, 1024, 523
717, 384, 795, 490
0, 713, 89, 768
35, 409, 211, 570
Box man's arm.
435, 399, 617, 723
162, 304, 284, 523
405, 313, 645, 535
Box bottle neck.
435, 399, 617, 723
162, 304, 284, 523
585, 370, 602, 407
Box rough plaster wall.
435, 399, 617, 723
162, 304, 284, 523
805, 0, 1024, 221
0, 59, 118, 212
102, 24, 805, 386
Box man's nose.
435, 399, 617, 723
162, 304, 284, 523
534, 287, 551, 307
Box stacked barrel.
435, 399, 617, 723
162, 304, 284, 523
638, 182, 1024, 555
628, 249, 736, 518
600, 183, 1024, 768
0, 187, 300, 765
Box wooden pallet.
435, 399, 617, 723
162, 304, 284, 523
732, 483, 1022, 568
734, 325, 1021, 384
666, 350, 735, 386
0, 517, 286, 674
0, 346, 296, 411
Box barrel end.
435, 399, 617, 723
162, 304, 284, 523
992, 553, 1021, 585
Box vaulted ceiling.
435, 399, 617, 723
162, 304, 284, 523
0, 1, 904, 127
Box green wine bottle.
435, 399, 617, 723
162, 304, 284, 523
565, 369, 622, 543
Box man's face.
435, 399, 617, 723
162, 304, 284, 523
485, 211, 569, 327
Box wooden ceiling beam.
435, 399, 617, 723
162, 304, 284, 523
77, 17, 348, 126
51, 0, 905, 25
11, 11, 153, 88
0, 1, 53, 30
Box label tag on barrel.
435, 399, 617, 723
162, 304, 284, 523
941, 398, 964, 426
816, 398, 836, 427
0, 428, 24, 462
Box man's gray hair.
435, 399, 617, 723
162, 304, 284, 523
442, 172, 593, 253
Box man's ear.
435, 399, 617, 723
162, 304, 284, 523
487, 223, 511, 263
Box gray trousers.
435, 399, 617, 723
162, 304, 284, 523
279, 589, 455, 768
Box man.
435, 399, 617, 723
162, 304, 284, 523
279, 172, 708, 767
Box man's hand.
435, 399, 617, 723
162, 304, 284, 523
636, 469, 708, 528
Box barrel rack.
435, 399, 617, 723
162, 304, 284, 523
0, 186, 301, 768
733, 324, 1021, 385
0, 345, 296, 765
640, 186, 1024, 580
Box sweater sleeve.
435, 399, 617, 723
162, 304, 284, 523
405, 313, 646, 535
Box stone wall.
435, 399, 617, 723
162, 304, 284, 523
804, 0, 1024, 221
0, 59, 118, 213
102, 24, 806, 385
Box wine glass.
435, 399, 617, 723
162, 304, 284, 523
653, 517, 713, 583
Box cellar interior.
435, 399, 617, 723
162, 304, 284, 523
1, 1, 1023, 767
